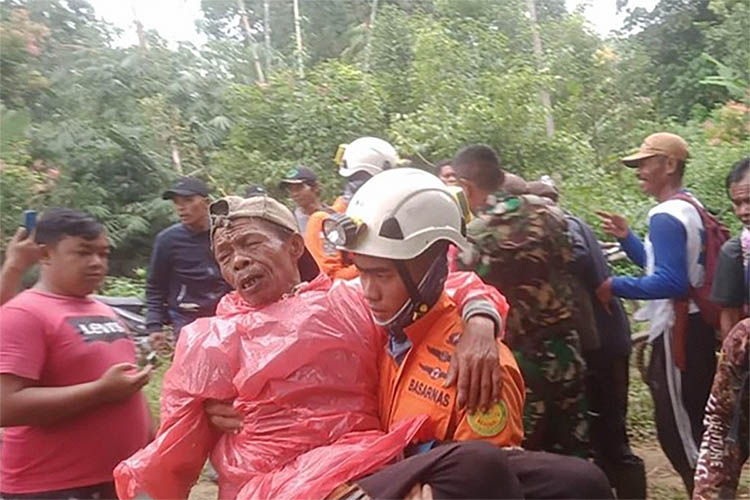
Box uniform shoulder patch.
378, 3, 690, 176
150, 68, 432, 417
467, 400, 508, 437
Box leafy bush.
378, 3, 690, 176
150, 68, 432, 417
628, 360, 656, 442
100, 268, 147, 298
1, 0, 748, 280
209, 61, 388, 204
0, 165, 41, 252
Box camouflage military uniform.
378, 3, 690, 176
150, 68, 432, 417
694, 318, 749, 500
461, 194, 589, 457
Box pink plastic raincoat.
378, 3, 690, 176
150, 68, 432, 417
115, 272, 507, 500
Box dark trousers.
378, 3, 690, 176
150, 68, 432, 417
358, 441, 613, 500
168, 309, 199, 337
358, 441, 523, 499
505, 449, 614, 499
585, 354, 647, 499
1, 482, 116, 500
647, 314, 717, 496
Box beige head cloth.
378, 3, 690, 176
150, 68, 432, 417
209, 195, 319, 281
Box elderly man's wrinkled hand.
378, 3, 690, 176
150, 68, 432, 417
444, 315, 501, 413
595, 211, 629, 240
204, 399, 242, 433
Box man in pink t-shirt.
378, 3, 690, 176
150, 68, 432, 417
0, 209, 153, 500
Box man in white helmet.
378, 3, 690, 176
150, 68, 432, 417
328, 168, 614, 500
311, 140, 523, 413
305, 137, 399, 280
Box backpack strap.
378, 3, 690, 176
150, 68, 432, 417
669, 191, 728, 237
670, 191, 700, 206
669, 192, 704, 370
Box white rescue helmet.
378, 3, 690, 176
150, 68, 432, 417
336, 137, 399, 178
325, 168, 470, 260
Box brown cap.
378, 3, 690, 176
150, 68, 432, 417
209, 195, 319, 281
621, 132, 689, 167
209, 195, 298, 238
502, 173, 528, 195
527, 180, 559, 202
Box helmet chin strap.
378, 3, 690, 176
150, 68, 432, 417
394, 260, 429, 322
373, 255, 448, 329
373, 293, 412, 327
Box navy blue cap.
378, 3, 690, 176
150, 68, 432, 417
279, 166, 318, 187
245, 184, 267, 198
162, 177, 209, 199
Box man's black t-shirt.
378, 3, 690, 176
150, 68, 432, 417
565, 214, 631, 360
710, 236, 748, 308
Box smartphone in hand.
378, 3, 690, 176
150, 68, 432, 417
23, 210, 37, 234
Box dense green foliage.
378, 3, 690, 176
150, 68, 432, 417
1, 0, 748, 276
100, 267, 147, 298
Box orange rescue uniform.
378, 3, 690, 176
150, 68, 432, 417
379, 293, 525, 447
330, 196, 348, 214
305, 197, 358, 280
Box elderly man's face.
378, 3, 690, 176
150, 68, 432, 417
213, 217, 304, 307
635, 156, 671, 198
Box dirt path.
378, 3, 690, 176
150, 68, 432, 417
187, 444, 749, 499
189, 480, 217, 500
633, 442, 750, 500
634, 443, 686, 497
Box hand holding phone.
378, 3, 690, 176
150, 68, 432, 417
4, 212, 41, 272
23, 210, 37, 234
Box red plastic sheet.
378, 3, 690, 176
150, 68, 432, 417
114, 271, 506, 499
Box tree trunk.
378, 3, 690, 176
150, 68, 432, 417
263, 0, 272, 72
237, 0, 266, 85
526, 0, 555, 138
293, 0, 304, 78
132, 7, 150, 51
169, 137, 183, 175
134, 20, 150, 51
363, 0, 379, 71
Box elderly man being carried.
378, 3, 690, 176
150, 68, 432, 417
114, 190, 513, 500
